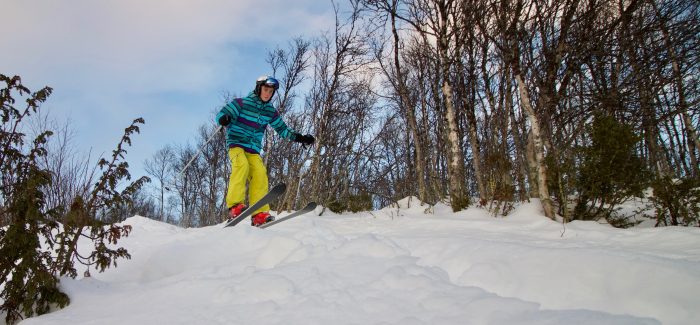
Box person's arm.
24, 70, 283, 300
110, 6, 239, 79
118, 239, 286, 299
216, 99, 242, 126
269, 111, 296, 140
269, 108, 315, 146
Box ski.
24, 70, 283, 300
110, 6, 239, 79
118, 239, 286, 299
260, 202, 317, 229
223, 183, 286, 228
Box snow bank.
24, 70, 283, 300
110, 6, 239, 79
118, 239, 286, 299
19, 204, 700, 325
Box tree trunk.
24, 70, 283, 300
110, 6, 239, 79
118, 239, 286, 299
437, 14, 469, 212
389, 7, 430, 203
442, 79, 469, 211
652, 0, 700, 177
515, 73, 556, 219
457, 43, 487, 205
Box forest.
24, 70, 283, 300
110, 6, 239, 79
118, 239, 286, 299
135, 0, 699, 227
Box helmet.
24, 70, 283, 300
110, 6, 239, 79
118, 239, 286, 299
254, 75, 279, 98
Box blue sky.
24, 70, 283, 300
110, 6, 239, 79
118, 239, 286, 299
1, 0, 335, 180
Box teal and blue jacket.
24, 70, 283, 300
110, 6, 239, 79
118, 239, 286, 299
216, 91, 296, 154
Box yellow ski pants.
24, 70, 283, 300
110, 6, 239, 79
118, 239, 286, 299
226, 147, 269, 214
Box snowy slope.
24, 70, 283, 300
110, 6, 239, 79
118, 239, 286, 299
19, 199, 700, 325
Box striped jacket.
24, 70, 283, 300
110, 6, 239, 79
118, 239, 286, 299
216, 91, 297, 154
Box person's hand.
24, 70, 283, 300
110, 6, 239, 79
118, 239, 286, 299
293, 133, 315, 146
218, 115, 231, 126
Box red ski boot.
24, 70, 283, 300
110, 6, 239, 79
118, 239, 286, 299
251, 211, 275, 227
228, 203, 247, 220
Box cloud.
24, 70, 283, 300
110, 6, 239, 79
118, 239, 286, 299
0, 0, 334, 178
2, 0, 330, 91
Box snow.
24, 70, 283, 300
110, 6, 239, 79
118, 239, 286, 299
17, 200, 700, 325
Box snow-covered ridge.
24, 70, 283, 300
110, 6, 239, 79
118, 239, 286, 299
19, 200, 700, 325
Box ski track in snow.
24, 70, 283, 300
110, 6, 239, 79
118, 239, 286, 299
15, 199, 700, 325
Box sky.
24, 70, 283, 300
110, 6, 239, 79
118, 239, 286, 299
0, 0, 336, 179
15, 198, 700, 325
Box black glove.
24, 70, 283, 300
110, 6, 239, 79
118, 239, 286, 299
218, 114, 231, 126
293, 133, 315, 146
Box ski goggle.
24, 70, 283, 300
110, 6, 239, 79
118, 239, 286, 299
256, 76, 279, 90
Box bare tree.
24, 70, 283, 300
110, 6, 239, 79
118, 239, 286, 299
144, 145, 174, 221
195, 125, 228, 225
362, 0, 434, 205
649, 0, 700, 177
28, 114, 96, 213
263, 37, 314, 211
306, 0, 373, 206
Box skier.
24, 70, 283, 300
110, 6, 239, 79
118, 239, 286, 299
216, 75, 315, 226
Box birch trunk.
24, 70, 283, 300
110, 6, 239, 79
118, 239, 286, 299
652, 0, 700, 176
514, 73, 556, 219
437, 4, 469, 212
389, 9, 430, 203
458, 49, 487, 205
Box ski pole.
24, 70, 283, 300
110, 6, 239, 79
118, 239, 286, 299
294, 145, 315, 207
176, 125, 223, 180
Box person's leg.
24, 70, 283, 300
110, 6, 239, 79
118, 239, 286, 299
246, 152, 269, 214
226, 147, 249, 208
